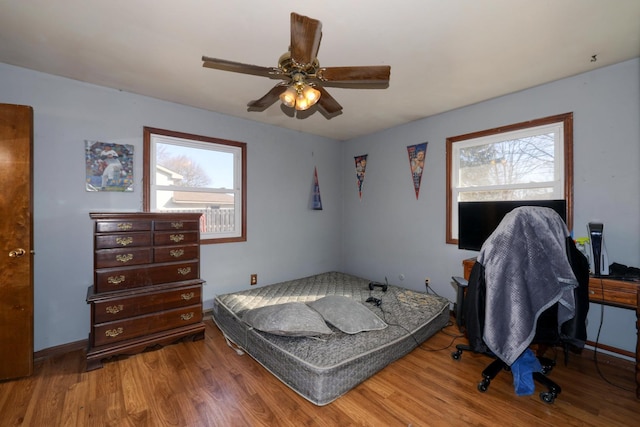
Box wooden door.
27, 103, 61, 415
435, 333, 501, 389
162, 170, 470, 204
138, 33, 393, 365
0, 104, 34, 380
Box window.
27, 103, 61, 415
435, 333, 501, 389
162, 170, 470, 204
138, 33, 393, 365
143, 127, 246, 244
446, 113, 573, 244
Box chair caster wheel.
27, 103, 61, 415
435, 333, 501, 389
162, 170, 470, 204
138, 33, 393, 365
477, 378, 490, 392
541, 365, 553, 375
451, 350, 461, 360
540, 391, 556, 404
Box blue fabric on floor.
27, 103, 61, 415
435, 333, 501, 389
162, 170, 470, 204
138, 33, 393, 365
511, 348, 542, 396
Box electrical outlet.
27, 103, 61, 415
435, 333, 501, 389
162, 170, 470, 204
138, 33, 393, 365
250, 274, 258, 285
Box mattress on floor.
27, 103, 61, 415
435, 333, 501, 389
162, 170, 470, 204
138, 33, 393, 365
212, 271, 450, 406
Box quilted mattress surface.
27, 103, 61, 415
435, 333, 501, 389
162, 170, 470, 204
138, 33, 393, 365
212, 271, 450, 405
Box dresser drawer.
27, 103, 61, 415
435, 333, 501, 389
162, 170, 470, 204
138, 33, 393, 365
94, 261, 199, 293
95, 247, 152, 268
95, 220, 152, 233
154, 231, 199, 246
154, 220, 200, 231
92, 304, 202, 347
154, 244, 199, 263
93, 285, 201, 323
95, 232, 152, 249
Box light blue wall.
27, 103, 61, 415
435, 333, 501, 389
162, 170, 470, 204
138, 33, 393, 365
1, 59, 638, 355
342, 59, 640, 354
0, 63, 343, 351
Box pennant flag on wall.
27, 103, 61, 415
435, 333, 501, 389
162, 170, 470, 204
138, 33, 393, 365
354, 154, 368, 199
312, 167, 322, 210
407, 142, 428, 199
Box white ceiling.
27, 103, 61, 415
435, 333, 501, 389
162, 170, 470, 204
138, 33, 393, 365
1, 0, 638, 141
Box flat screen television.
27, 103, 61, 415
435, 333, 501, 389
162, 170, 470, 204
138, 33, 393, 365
458, 199, 567, 251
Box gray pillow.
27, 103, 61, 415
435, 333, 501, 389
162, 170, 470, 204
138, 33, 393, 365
308, 295, 388, 334
242, 302, 332, 336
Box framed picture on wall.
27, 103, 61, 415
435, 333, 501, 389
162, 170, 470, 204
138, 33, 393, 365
85, 140, 134, 192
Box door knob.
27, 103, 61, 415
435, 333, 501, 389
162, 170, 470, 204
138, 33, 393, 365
9, 248, 26, 258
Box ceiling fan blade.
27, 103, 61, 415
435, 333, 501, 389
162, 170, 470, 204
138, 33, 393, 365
202, 56, 284, 79
290, 12, 322, 66
317, 66, 391, 84
247, 84, 288, 111
315, 86, 343, 116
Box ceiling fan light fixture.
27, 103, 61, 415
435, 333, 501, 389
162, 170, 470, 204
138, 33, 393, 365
295, 84, 320, 111
279, 86, 297, 108
301, 84, 320, 105
296, 85, 320, 111
281, 79, 321, 111
294, 92, 312, 110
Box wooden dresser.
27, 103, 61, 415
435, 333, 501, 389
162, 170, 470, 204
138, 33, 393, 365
86, 212, 205, 370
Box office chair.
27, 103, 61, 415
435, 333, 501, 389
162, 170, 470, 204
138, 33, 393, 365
451, 206, 589, 403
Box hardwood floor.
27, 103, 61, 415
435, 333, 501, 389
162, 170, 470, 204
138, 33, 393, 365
1, 317, 637, 426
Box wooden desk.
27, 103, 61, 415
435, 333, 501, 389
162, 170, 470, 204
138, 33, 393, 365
587, 276, 640, 398
462, 258, 640, 398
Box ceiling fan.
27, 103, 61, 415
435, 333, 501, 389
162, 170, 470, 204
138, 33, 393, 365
202, 12, 391, 117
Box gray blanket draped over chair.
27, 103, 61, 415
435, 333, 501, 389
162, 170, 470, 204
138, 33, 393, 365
477, 206, 579, 366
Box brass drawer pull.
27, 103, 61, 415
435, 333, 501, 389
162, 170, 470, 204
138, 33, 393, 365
105, 327, 124, 337
171, 222, 184, 229
170, 249, 184, 258
177, 267, 191, 276
181, 292, 195, 301
115, 237, 133, 246
117, 223, 133, 231
116, 254, 134, 263
181, 312, 194, 321
107, 275, 126, 285
106, 304, 124, 314
170, 234, 185, 243
9, 248, 26, 258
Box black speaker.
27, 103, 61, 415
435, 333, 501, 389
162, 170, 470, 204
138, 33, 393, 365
588, 222, 609, 276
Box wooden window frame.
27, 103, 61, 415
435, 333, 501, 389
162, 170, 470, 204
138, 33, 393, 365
446, 113, 573, 245
143, 127, 247, 244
